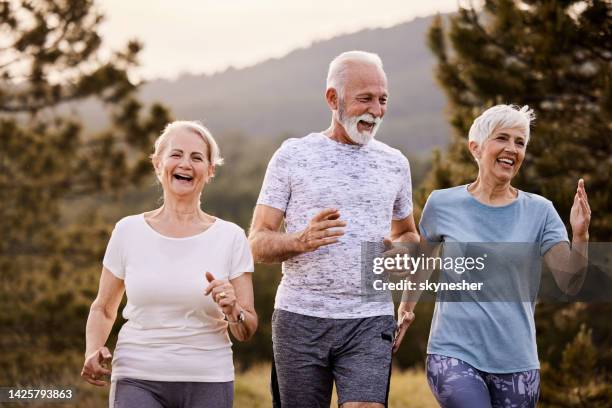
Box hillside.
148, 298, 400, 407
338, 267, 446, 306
78, 16, 451, 154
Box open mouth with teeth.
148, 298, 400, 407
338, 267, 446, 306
173, 173, 194, 183
358, 120, 375, 132
496, 157, 515, 169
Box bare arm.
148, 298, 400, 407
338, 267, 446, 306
544, 179, 591, 296
385, 213, 426, 353
248, 205, 303, 263
248, 204, 346, 264
205, 272, 258, 342
227, 273, 257, 341
544, 241, 588, 296
82, 267, 125, 386
389, 213, 420, 243
393, 230, 442, 353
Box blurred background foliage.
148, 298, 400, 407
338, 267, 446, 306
0, 0, 610, 406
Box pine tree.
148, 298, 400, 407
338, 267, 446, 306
425, 1, 612, 405
541, 323, 612, 407
425, 0, 611, 239
0, 0, 171, 384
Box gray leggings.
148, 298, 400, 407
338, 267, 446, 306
110, 378, 234, 408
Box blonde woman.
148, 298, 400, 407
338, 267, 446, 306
81, 121, 257, 408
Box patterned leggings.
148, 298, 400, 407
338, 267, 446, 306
426, 354, 540, 408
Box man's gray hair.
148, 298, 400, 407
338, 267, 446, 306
468, 104, 535, 147
326, 51, 385, 96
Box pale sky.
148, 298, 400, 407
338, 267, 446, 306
99, 0, 460, 79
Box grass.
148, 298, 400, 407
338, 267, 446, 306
37, 362, 437, 407
235, 364, 438, 408
386, 367, 438, 408
234, 364, 273, 408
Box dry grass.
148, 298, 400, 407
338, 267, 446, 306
35, 363, 437, 407
235, 364, 438, 408
386, 367, 438, 408
234, 363, 273, 408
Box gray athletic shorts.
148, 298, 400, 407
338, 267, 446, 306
271, 309, 396, 407
109, 378, 233, 408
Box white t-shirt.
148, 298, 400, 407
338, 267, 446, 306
257, 133, 413, 318
103, 214, 254, 382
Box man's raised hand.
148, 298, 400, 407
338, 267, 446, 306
296, 208, 346, 252
393, 303, 415, 354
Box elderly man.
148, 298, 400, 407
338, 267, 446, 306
249, 51, 418, 408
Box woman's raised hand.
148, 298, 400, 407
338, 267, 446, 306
570, 179, 591, 240
205, 272, 237, 315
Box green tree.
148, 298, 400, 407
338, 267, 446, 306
425, 0, 611, 239
424, 1, 611, 405
0, 0, 170, 384
541, 323, 612, 407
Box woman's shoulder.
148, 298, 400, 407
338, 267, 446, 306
111, 213, 146, 234
520, 190, 555, 206
519, 190, 558, 213
211, 217, 247, 237
115, 213, 143, 227
427, 185, 468, 204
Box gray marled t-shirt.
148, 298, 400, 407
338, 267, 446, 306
257, 133, 413, 318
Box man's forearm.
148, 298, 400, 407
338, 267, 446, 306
392, 230, 420, 242
399, 300, 418, 312
399, 241, 440, 306
249, 230, 304, 264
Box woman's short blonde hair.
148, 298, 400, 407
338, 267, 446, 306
150, 120, 224, 168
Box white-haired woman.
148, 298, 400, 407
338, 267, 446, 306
397, 105, 590, 407
81, 121, 257, 408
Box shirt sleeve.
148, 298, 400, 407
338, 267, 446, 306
102, 221, 126, 280
229, 228, 255, 280
540, 200, 569, 256
256, 143, 292, 212
392, 156, 413, 220
419, 191, 442, 242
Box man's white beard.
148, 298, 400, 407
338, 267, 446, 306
337, 104, 382, 145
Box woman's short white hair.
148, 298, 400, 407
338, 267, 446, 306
151, 120, 224, 168
326, 50, 385, 97
468, 104, 536, 146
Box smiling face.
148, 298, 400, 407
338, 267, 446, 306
335, 62, 388, 144
469, 127, 527, 183
154, 129, 214, 198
